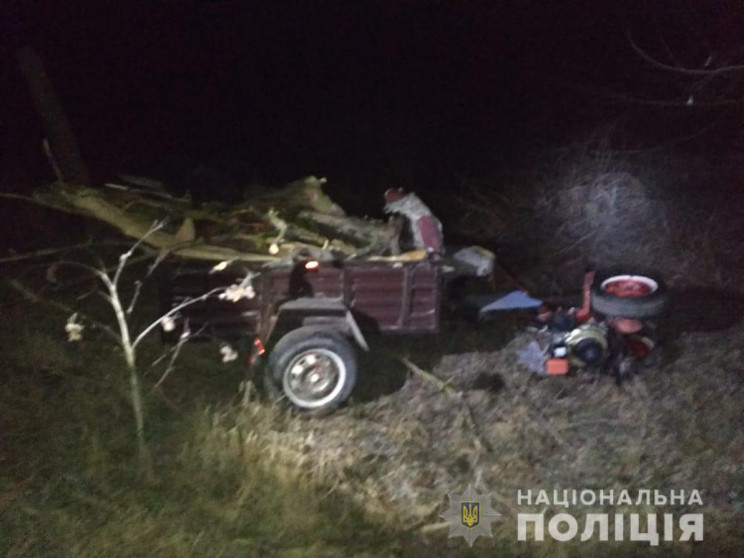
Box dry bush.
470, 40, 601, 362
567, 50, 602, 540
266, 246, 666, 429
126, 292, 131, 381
455, 129, 744, 294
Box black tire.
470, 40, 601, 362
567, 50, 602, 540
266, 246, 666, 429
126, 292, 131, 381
591, 272, 669, 319
266, 327, 357, 414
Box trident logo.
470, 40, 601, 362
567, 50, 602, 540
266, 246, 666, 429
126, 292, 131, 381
461, 502, 480, 528
441, 485, 500, 546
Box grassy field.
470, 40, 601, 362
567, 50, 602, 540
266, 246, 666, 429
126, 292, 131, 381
2, 279, 742, 557
0, 272, 518, 557
0, 298, 410, 557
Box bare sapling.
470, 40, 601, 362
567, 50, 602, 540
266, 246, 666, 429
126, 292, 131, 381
11, 221, 257, 478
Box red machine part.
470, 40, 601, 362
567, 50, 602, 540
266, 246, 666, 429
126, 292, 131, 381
625, 335, 655, 358
546, 358, 570, 375
575, 270, 595, 323
601, 276, 656, 297
607, 317, 644, 334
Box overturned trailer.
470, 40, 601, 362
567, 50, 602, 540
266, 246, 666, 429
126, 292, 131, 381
27, 174, 500, 412
147, 178, 494, 413
161, 253, 446, 412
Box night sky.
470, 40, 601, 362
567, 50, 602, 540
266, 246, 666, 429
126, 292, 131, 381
2, 1, 742, 215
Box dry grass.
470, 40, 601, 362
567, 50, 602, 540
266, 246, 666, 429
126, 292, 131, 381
2, 284, 742, 556
3, 281, 740, 556
455, 130, 744, 294
0, 300, 404, 557
195, 323, 744, 556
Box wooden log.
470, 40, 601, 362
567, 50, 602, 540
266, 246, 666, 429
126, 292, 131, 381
12, 176, 399, 262
298, 210, 398, 254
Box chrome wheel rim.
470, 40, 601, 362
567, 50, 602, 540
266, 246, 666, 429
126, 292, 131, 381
282, 348, 346, 409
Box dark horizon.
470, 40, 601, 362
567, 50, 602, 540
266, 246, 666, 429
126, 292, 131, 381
2, 1, 742, 215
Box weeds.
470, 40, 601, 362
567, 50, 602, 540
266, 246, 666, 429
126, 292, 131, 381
193, 325, 744, 556
455, 128, 744, 294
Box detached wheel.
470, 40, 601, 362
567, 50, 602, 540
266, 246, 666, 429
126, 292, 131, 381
267, 327, 357, 414
591, 272, 669, 319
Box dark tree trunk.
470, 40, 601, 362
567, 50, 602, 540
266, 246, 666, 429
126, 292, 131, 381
15, 45, 91, 186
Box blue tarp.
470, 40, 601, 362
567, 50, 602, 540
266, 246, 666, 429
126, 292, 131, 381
477, 290, 543, 314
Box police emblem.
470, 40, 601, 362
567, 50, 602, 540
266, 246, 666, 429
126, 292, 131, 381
461, 502, 480, 528
440, 485, 500, 547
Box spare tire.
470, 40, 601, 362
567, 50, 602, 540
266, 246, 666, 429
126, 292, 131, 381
591, 272, 669, 318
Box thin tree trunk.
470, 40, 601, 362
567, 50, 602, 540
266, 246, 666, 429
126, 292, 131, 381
110, 284, 154, 480
15, 45, 91, 186
128, 362, 154, 480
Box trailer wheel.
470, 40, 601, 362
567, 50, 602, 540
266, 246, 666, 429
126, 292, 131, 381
591, 272, 669, 318
267, 327, 357, 414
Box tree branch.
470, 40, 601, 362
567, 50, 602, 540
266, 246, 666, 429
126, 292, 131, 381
628, 31, 744, 77
132, 287, 226, 350
6, 278, 120, 343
